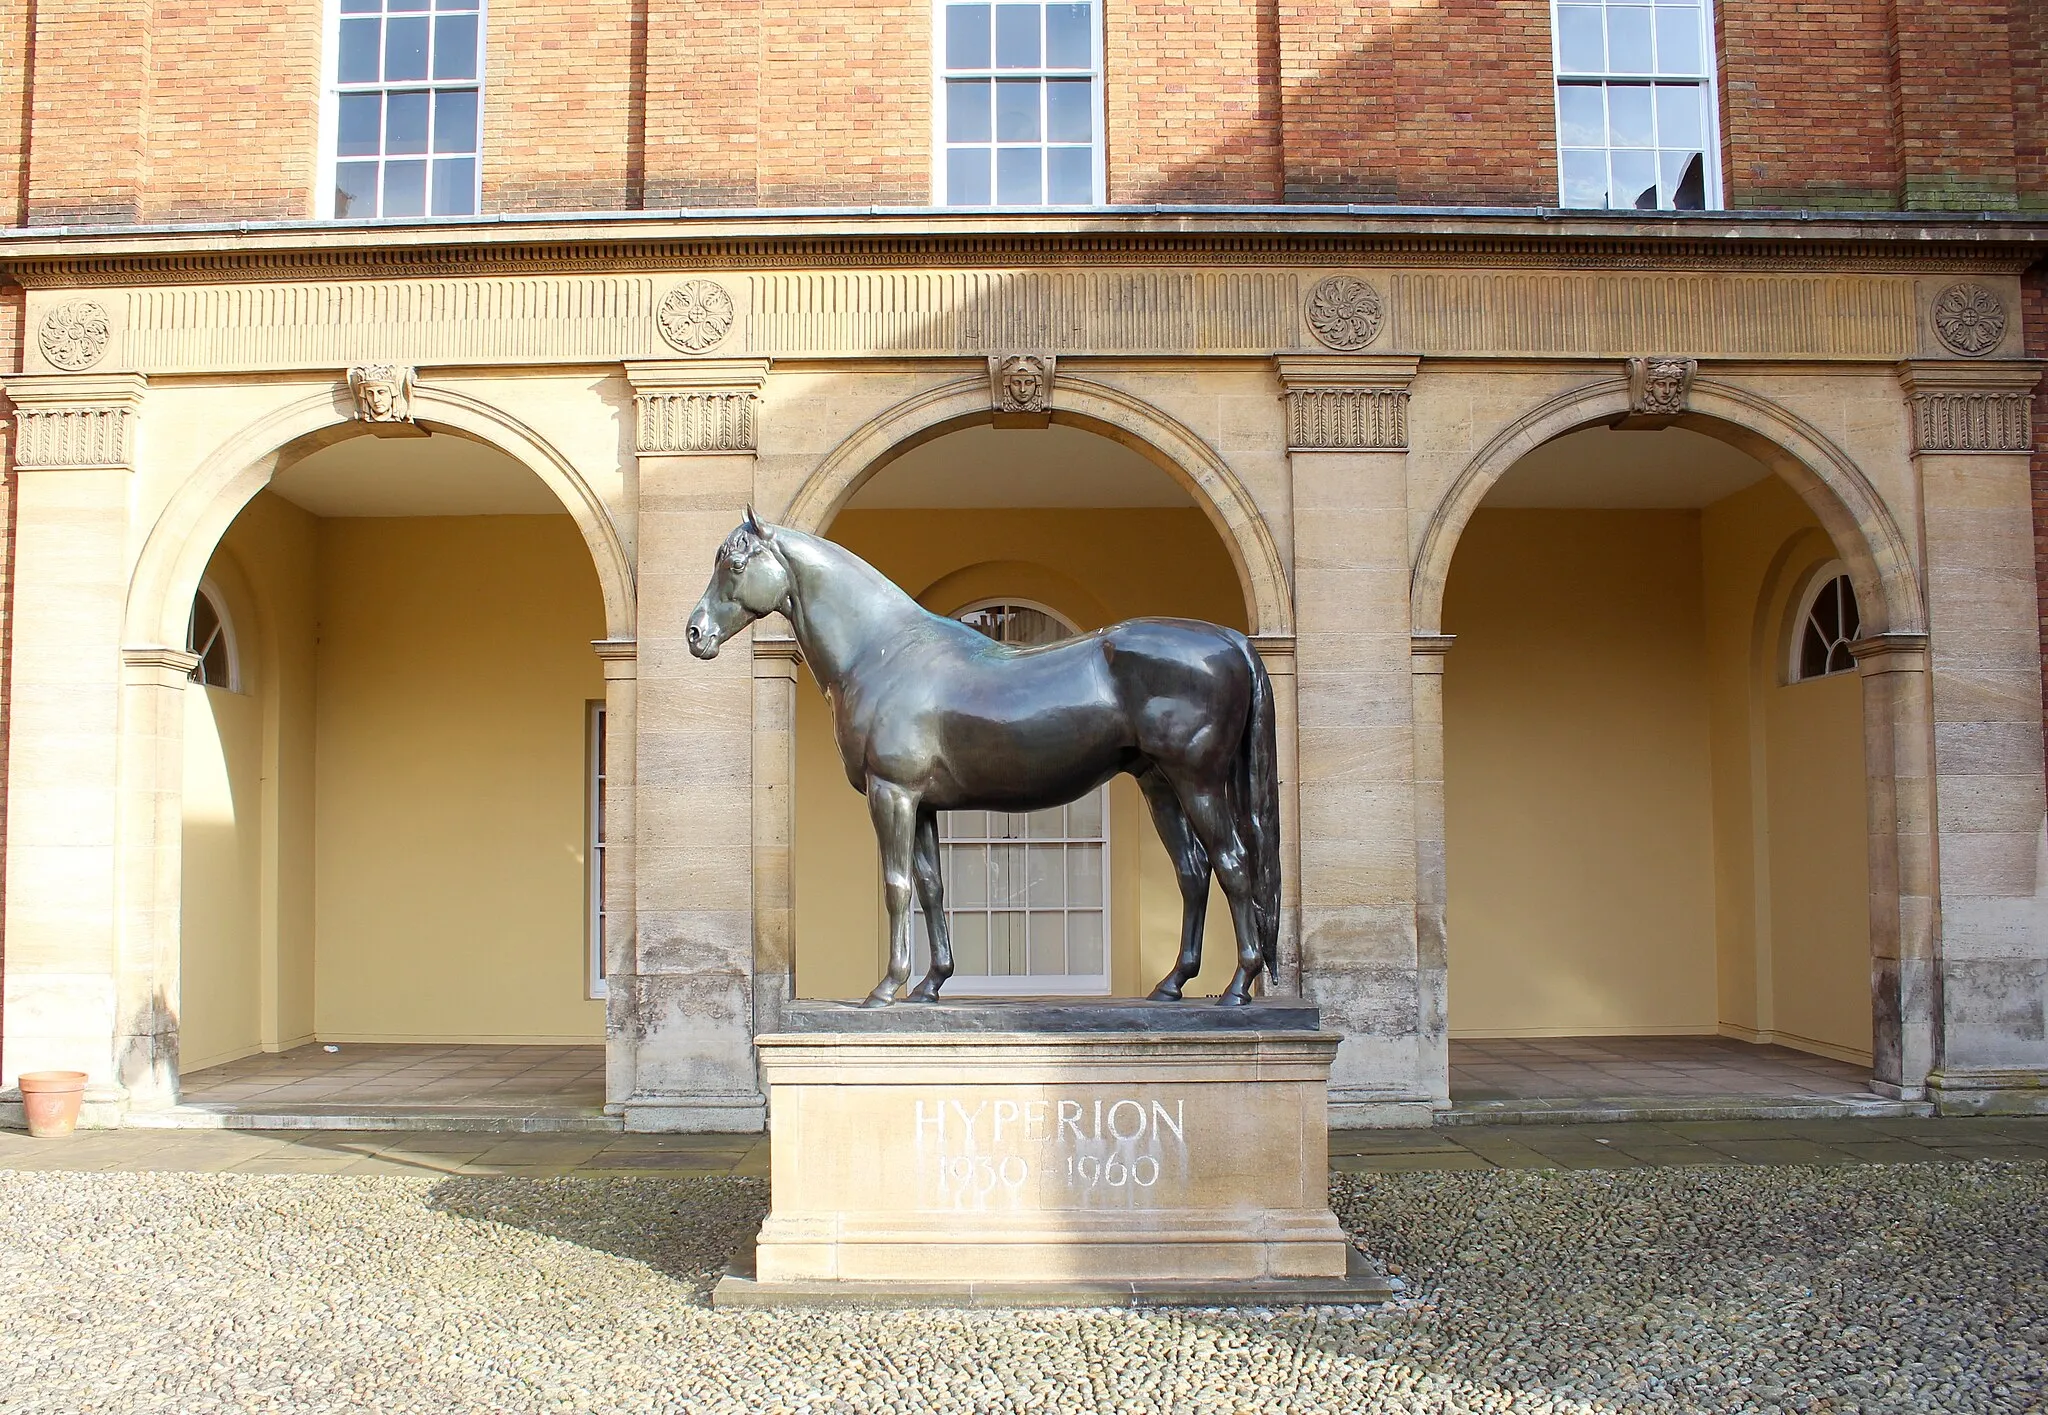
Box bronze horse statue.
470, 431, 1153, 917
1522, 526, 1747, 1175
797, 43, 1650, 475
688, 511, 1280, 1006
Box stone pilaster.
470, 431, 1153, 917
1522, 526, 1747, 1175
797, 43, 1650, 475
619, 359, 771, 1131
1276, 354, 1435, 1126
0, 374, 147, 1116
592, 638, 639, 1113
1896, 360, 2048, 1112
752, 634, 801, 1037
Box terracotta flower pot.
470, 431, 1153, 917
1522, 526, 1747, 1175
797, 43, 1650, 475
18, 1071, 89, 1138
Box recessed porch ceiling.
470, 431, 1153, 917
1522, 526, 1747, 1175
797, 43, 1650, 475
266, 429, 565, 517
844, 423, 1196, 510
1483, 426, 1773, 509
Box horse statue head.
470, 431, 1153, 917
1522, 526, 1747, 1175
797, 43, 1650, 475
687, 508, 790, 660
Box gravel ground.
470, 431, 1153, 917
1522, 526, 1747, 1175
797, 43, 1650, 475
0, 1163, 2042, 1414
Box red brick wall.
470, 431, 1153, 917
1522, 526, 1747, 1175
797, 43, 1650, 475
1889, 0, 2020, 210
0, 0, 30, 226
756, 0, 929, 205
482, 0, 642, 211
2015, 0, 2047, 211
1277, 0, 1553, 205
645, 0, 759, 206
145, 0, 321, 222
1717, 0, 1900, 208
1107, 0, 1282, 202
24, 0, 154, 223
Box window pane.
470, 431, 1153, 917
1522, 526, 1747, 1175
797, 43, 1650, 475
1066, 846, 1102, 907
1027, 912, 1065, 975
341, 0, 379, 13
436, 0, 480, 10
1813, 580, 1840, 640
385, 90, 430, 154
335, 161, 379, 217
339, 17, 381, 83
952, 911, 990, 975
1557, 83, 1603, 146
1663, 149, 1705, 208
1046, 77, 1091, 141
995, 77, 1039, 140
1654, 6, 1702, 73
389, 0, 429, 11
948, 843, 987, 905
990, 911, 1025, 973
382, 158, 428, 217
947, 79, 992, 141
946, 4, 991, 67
385, 14, 430, 80
1612, 148, 1658, 208
1654, 83, 1702, 147
1841, 579, 1860, 639
1027, 808, 1064, 840
1827, 641, 1854, 674
1026, 846, 1063, 905
1046, 2, 1091, 66
1048, 145, 1091, 202
1557, 5, 1603, 70
947, 147, 991, 203
996, 145, 1042, 203
1560, 148, 1607, 206
995, 3, 1039, 67
992, 843, 1027, 905
1067, 911, 1103, 976
1608, 84, 1653, 146
950, 809, 988, 840
1066, 789, 1101, 836
1801, 623, 1830, 680
338, 92, 382, 157
433, 88, 477, 153
1607, 5, 1654, 72
432, 12, 478, 79
430, 156, 476, 214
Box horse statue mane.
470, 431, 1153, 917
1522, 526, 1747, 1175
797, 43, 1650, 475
689, 510, 1280, 1007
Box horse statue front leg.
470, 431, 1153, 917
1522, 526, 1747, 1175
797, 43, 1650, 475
865, 778, 922, 1007
907, 808, 953, 1001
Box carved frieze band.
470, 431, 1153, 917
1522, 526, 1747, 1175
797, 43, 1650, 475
1275, 355, 1419, 450
1896, 361, 2042, 454
627, 359, 769, 454
72, 268, 1950, 374
3, 373, 147, 469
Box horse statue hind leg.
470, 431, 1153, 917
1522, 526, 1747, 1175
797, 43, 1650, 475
1138, 766, 1213, 1002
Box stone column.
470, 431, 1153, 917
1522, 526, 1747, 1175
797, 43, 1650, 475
619, 358, 771, 1131
592, 638, 638, 1111
1896, 360, 2048, 1112
0, 374, 151, 1120
752, 635, 800, 1032
1276, 355, 1435, 1126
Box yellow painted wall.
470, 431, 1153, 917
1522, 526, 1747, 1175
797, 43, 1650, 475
793, 507, 1250, 1001
179, 490, 319, 1071
1443, 510, 1721, 1035
312, 514, 606, 1042
1702, 476, 1871, 1061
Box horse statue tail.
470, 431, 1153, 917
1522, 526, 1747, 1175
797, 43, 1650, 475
1238, 635, 1282, 983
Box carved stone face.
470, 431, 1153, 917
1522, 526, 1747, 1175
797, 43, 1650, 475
1001, 357, 1045, 410
360, 379, 399, 418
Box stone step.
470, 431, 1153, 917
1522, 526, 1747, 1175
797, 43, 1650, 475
121, 1104, 624, 1134
1439, 1094, 1934, 1126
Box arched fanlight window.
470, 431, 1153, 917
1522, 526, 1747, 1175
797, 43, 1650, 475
1791, 562, 1861, 683
912, 599, 1110, 996
186, 582, 239, 691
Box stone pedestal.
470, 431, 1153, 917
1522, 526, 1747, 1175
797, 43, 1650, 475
716, 999, 1395, 1307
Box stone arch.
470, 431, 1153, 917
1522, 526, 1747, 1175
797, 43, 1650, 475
779, 374, 1293, 637
1410, 376, 1924, 641
124, 383, 635, 650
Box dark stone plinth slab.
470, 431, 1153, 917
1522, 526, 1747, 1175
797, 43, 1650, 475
713, 1230, 1398, 1309
778, 997, 1321, 1034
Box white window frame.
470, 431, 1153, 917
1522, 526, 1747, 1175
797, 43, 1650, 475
910, 598, 1112, 996
586, 699, 608, 1000
1551, 0, 1723, 211
187, 579, 242, 694
931, 0, 1108, 207
1787, 560, 1862, 685
318, 0, 488, 220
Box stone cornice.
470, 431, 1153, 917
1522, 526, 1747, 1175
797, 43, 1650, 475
627, 358, 770, 454
0, 209, 2042, 287
1896, 359, 2042, 453
3, 371, 147, 469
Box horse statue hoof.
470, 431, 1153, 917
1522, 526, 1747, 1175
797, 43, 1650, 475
861, 985, 898, 1009
1215, 989, 1253, 1007
906, 980, 946, 1002
1147, 983, 1183, 1002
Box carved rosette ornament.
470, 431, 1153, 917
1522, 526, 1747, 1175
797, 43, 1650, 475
38, 300, 111, 371
347, 364, 417, 424
1304, 276, 1384, 351
1626, 357, 1696, 418
1930, 282, 2007, 358
989, 353, 1055, 427
658, 279, 736, 354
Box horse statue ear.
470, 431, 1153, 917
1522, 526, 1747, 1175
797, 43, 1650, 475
743, 505, 772, 541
